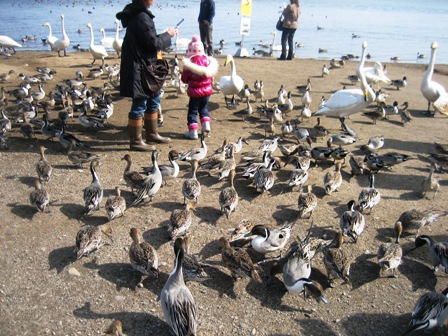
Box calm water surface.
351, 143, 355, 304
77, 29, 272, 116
1, 0, 447, 64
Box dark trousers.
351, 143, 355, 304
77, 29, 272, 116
187, 96, 210, 125
280, 28, 296, 59
199, 22, 214, 56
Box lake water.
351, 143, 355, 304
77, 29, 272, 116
1, 0, 447, 64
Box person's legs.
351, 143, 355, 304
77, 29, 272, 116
144, 94, 171, 144
287, 29, 296, 60
186, 97, 200, 139
279, 31, 287, 60
206, 24, 214, 56
129, 98, 155, 151
198, 96, 211, 133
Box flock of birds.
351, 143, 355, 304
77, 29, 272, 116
2, 31, 448, 334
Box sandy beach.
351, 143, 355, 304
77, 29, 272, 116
1, 50, 448, 335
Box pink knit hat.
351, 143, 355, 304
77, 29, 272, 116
187, 35, 205, 58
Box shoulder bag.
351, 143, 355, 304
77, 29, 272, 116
276, 15, 284, 31
136, 47, 169, 96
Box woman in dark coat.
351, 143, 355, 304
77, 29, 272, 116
279, 0, 300, 61
117, 0, 176, 151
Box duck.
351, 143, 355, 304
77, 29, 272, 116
420, 42, 447, 116
218, 236, 261, 281
413, 235, 448, 273
403, 288, 448, 335
131, 151, 162, 206
349, 155, 365, 176
245, 223, 293, 254
40, 112, 60, 140
226, 136, 248, 154
42, 22, 58, 47
104, 320, 124, 336
281, 120, 294, 138
30, 178, 50, 213
0, 69, 16, 83
36, 146, 52, 183
0, 35, 22, 54
394, 209, 448, 243
67, 139, 99, 167
361, 135, 385, 152
168, 203, 196, 240
363, 107, 386, 124
301, 89, 312, 107
121, 154, 145, 194
327, 133, 356, 147
391, 76, 407, 90
358, 174, 381, 214
161, 237, 198, 335
143, 150, 180, 186
321, 64, 330, 77
242, 151, 271, 179
20, 113, 35, 139
253, 158, 276, 193
83, 160, 103, 216
179, 134, 208, 162
129, 227, 159, 286
112, 19, 123, 56
75, 224, 112, 259
323, 161, 343, 195
258, 136, 280, 154
340, 200, 365, 243
313, 42, 376, 131
219, 54, 244, 107
379, 152, 411, 167
51, 15, 70, 56
297, 185, 318, 219
78, 106, 104, 128
105, 186, 126, 221
99, 28, 114, 49
421, 164, 440, 199
198, 139, 228, 172
87, 23, 108, 67
59, 123, 90, 150
219, 169, 238, 219
312, 117, 329, 142
377, 243, 402, 278
390, 56, 400, 62
288, 160, 309, 191
182, 160, 201, 205
322, 232, 351, 287
363, 153, 388, 173
177, 236, 211, 282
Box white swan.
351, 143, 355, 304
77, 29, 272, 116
363, 61, 391, 86
219, 54, 245, 107
99, 28, 114, 49
51, 14, 70, 56
313, 41, 376, 129
87, 23, 108, 67
42, 22, 58, 47
270, 32, 287, 52
420, 41, 448, 116
112, 19, 123, 57
175, 30, 190, 52
0, 35, 22, 54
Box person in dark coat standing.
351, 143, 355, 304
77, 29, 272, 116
116, 0, 176, 152
198, 0, 215, 57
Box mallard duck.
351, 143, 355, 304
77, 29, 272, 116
297, 185, 318, 219
358, 174, 381, 214
219, 54, 244, 107
161, 237, 198, 335
178, 236, 211, 282
361, 135, 385, 152
394, 209, 448, 243
322, 232, 351, 287
83, 160, 103, 216
421, 164, 440, 199
377, 243, 402, 278
413, 235, 448, 273
402, 287, 448, 335
36, 146, 52, 183
340, 200, 365, 243
218, 236, 261, 281
253, 158, 276, 193
219, 169, 238, 219
179, 134, 208, 162
75, 224, 112, 259
67, 139, 99, 167
121, 154, 145, 194
131, 151, 162, 206
105, 186, 126, 221
129, 227, 159, 285
323, 161, 343, 195
420, 42, 447, 115
182, 160, 201, 205
246, 223, 293, 254
168, 203, 195, 240
30, 178, 50, 212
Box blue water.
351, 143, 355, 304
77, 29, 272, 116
1, 0, 447, 64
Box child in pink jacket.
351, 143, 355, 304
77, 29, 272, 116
181, 35, 219, 139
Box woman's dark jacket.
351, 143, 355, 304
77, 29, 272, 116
116, 2, 172, 99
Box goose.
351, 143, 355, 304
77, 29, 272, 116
402, 287, 448, 335
99, 28, 114, 49
87, 23, 108, 67
51, 15, 70, 56
219, 54, 244, 107
413, 235, 448, 273
42, 22, 58, 47
112, 19, 123, 57
75, 224, 112, 259
161, 238, 198, 335
83, 160, 103, 216
313, 42, 376, 131
0, 35, 22, 54
377, 243, 402, 278
30, 179, 50, 213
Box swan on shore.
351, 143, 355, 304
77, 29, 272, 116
87, 23, 108, 67
0, 35, 22, 54
219, 54, 244, 108
99, 28, 114, 49
42, 22, 58, 47
51, 14, 70, 56
112, 19, 123, 57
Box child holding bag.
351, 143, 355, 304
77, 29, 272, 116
181, 35, 219, 139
